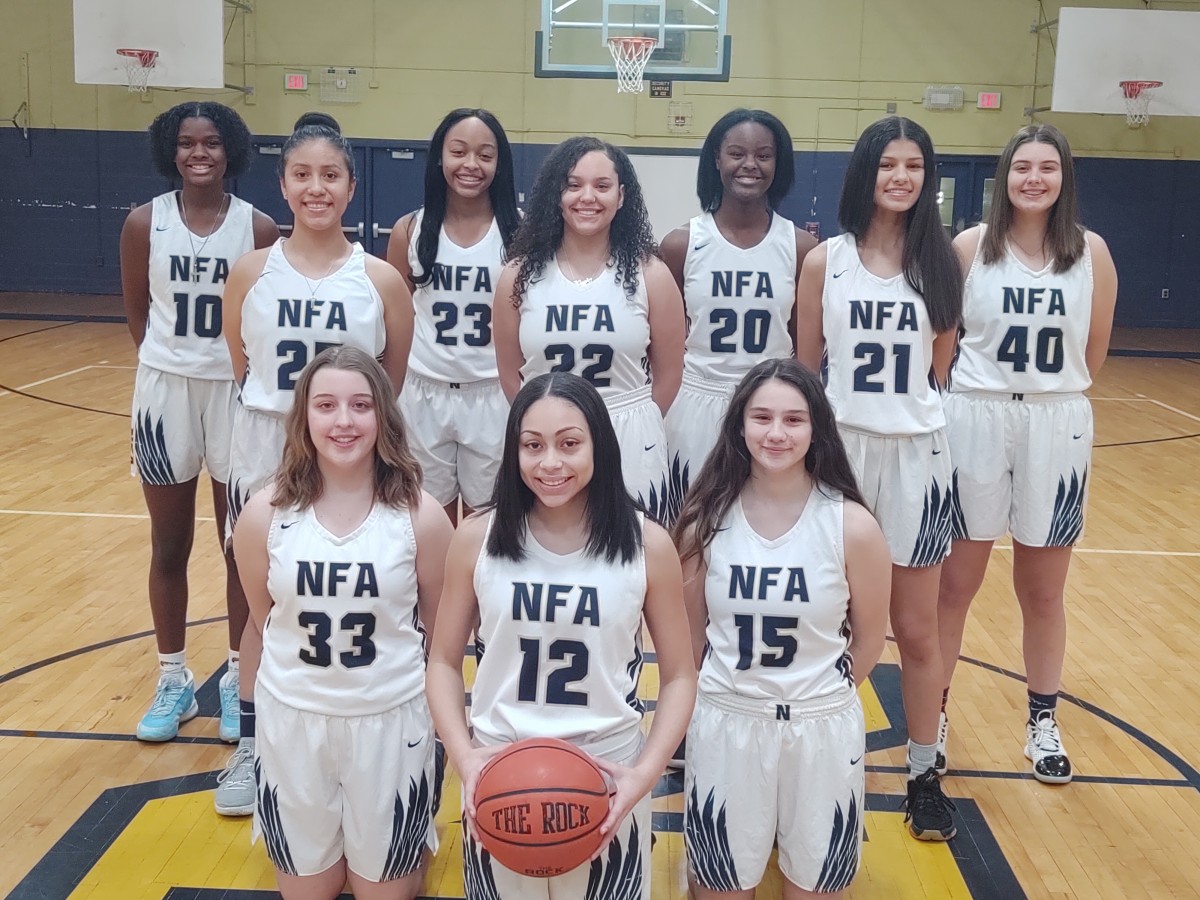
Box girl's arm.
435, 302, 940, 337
412, 489, 454, 647
843, 500, 892, 685
231, 488, 277, 632
658, 225, 689, 295
119, 204, 153, 348
492, 262, 525, 403
425, 516, 505, 830
643, 257, 686, 415
367, 255, 415, 396
1084, 232, 1119, 380
251, 210, 281, 250
592, 522, 697, 848
794, 242, 828, 374
678, 531, 710, 671
221, 249, 271, 384
385, 211, 419, 294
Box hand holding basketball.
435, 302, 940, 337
590, 752, 659, 857
455, 743, 508, 837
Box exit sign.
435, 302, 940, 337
977, 91, 1002, 109
285, 72, 309, 91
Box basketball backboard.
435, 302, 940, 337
1051, 7, 1200, 119
537, 0, 731, 82
73, 0, 226, 90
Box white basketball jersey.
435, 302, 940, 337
408, 209, 504, 383
470, 514, 647, 750
518, 261, 651, 399
140, 192, 255, 380
951, 226, 1094, 394
239, 240, 386, 416
682, 211, 797, 382
699, 489, 855, 703
257, 502, 426, 716
822, 233, 944, 435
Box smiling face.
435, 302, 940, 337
742, 378, 813, 476
517, 396, 595, 509
716, 121, 777, 205
1007, 139, 1063, 217
175, 117, 227, 187
441, 116, 498, 200
306, 366, 378, 470
281, 138, 355, 231
560, 150, 624, 238
874, 138, 925, 214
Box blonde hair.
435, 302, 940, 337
272, 346, 421, 510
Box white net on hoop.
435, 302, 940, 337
1120, 80, 1161, 128
608, 37, 657, 94
118, 49, 159, 93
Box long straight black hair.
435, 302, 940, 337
487, 373, 640, 564
674, 358, 866, 564
982, 123, 1085, 274
413, 108, 520, 287
838, 116, 961, 334
697, 108, 795, 212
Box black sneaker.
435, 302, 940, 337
1025, 710, 1073, 784
902, 769, 957, 841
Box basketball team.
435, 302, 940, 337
119, 101, 1117, 899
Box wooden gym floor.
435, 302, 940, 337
1, 301, 1199, 898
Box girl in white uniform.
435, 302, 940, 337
660, 109, 817, 522
494, 137, 685, 523
795, 116, 962, 841
234, 346, 452, 899
387, 109, 520, 522
120, 102, 278, 745
217, 112, 415, 817
937, 124, 1117, 785
674, 358, 889, 899
426, 372, 696, 900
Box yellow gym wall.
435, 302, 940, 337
2, 0, 1198, 157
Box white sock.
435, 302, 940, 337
158, 650, 186, 679
907, 740, 938, 779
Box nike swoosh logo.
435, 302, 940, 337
1073, 433, 1085, 440
155, 225, 170, 231
850, 754, 863, 766
280, 521, 296, 529
832, 269, 848, 278
644, 444, 656, 451
693, 241, 710, 251
932, 449, 942, 455
407, 737, 424, 748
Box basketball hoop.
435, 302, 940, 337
117, 48, 159, 93
607, 36, 657, 94
1119, 80, 1162, 128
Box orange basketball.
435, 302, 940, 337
473, 737, 612, 877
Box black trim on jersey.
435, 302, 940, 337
381, 772, 432, 880
836, 618, 854, 687
684, 785, 740, 892
227, 477, 250, 531
909, 477, 954, 568
463, 831, 502, 900
585, 816, 644, 900
624, 640, 646, 715
1046, 467, 1087, 547
133, 410, 177, 485
642, 472, 671, 527
254, 758, 297, 876
814, 792, 862, 892
665, 451, 690, 528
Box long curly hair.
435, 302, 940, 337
148, 102, 253, 180
674, 358, 866, 564
507, 136, 657, 306
414, 108, 519, 287
272, 346, 422, 511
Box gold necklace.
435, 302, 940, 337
559, 253, 609, 287
179, 192, 229, 284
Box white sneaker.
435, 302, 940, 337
935, 711, 949, 776
214, 737, 256, 816
1024, 711, 1072, 784
217, 668, 239, 743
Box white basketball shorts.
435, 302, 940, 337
227, 403, 286, 533
608, 385, 670, 524
398, 373, 507, 509
944, 390, 1093, 547
840, 426, 954, 568
684, 690, 865, 894
130, 364, 235, 485
253, 688, 439, 882
663, 372, 736, 524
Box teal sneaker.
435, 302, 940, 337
136, 669, 198, 742
214, 738, 256, 817
218, 668, 240, 743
